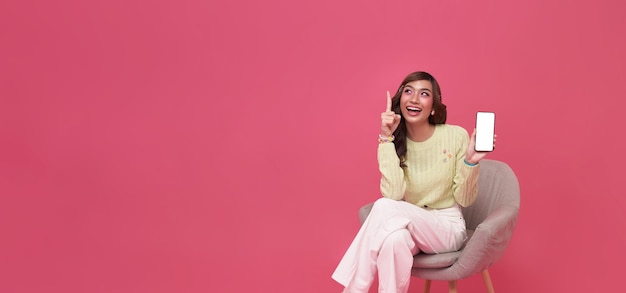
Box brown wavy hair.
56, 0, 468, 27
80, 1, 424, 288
390, 71, 447, 167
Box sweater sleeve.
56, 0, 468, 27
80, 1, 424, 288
378, 142, 406, 200
452, 128, 480, 207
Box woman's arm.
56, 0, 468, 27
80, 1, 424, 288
378, 142, 406, 200
452, 128, 480, 207
378, 92, 405, 200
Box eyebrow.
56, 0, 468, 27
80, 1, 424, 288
404, 85, 432, 92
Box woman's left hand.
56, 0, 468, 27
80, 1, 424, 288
465, 129, 496, 165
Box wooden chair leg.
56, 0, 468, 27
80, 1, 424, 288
448, 280, 458, 293
423, 279, 431, 293
481, 269, 495, 293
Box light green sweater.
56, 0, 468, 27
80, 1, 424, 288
378, 124, 479, 208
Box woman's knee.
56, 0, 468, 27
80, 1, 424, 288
382, 229, 415, 252
371, 197, 397, 212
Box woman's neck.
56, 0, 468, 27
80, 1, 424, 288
406, 122, 436, 142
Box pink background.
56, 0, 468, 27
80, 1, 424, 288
1, 0, 625, 292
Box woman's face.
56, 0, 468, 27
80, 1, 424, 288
399, 79, 434, 125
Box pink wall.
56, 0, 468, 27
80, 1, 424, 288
2, 0, 625, 292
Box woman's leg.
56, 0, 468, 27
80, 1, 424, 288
376, 228, 418, 293
332, 198, 419, 292
332, 198, 465, 292
332, 199, 389, 292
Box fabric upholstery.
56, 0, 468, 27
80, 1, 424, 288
358, 159, 520, 281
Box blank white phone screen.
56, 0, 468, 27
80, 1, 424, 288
475, 112, 495, 152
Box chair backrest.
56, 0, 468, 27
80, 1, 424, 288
462, 159, 520, 230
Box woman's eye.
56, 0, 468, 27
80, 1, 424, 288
420, 92, 430, 97
403, 89, 413, 94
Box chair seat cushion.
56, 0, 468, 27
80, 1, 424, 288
412, 229, 475, 269
413, 251, 461, 268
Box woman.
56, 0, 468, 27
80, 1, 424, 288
332, 71, 494, 292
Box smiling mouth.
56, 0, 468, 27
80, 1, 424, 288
407, 107, 422, 113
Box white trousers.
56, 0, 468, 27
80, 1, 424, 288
332, 198, 467, 293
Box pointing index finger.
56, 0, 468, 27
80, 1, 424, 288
386, 91, 392, 112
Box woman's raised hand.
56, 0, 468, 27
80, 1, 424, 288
381, 91, 402, 137
465, 129, 497, 164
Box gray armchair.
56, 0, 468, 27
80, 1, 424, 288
358, 159, 520, 293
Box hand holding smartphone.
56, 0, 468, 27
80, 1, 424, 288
475, 112, 495, 152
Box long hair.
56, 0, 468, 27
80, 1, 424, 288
390, 71, 447, 167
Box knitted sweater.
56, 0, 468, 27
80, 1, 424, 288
378, 124, 479, 208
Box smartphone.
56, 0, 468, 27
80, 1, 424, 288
475, 111, 495, 152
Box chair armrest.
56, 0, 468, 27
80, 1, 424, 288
454, 205, 519, 276
358, 202, 375, 224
